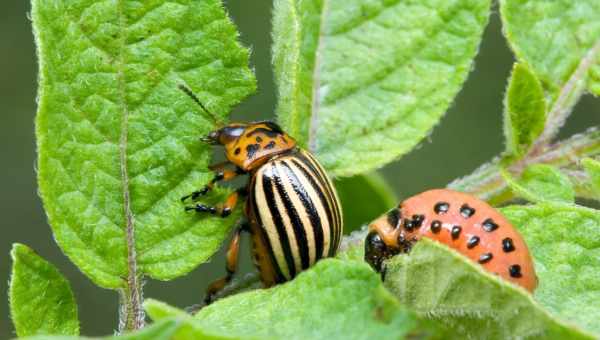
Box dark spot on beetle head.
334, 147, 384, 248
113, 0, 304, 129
265, 140, 276, 149
451, 225, 462, 239
502, 238, 515, 252
434, 202, 449, 214
412, 214, 425, 227
234, 147, 241, 155
509, 264, 522, 278
246, 143, 260, 159
387, 209, 401, 228
482, 218, 499, 232
430, 220, 442, 233
256, 136, 263, 143
460, 203, 476, 218
403, 219, 415, 231
247, 127, 279, 138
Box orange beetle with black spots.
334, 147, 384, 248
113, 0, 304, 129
365, 189, 537, 292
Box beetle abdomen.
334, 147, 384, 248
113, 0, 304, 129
250, 149, 342, 283
367, 189, 537, 292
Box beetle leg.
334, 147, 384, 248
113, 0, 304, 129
204, 223, 248, 304
181, 166, 245, 202
185, 187, 247, 217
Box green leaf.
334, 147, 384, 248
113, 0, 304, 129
449, 127, 600, 204
383, 238, 595, 339
20, 319, 183, 340
145, 300, 241, 340
272, 0, 491, 176
503, 63, 546, 158
582, 157, 600, 197
503, 164, 575, 203
33, 0, 255, 288
500, 0, 600, 96
501, 203, 600, 336
186, 259, 443, 340
335, 172, 397, 233
116, 319, 182, 340
9, 243, 79, 337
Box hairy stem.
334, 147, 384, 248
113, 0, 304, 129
449, 127, 600, 205
529, 39, 600, 153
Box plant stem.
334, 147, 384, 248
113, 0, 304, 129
449, 127, 600, 205
529, 39, 600, 153
118, 281, 145, 333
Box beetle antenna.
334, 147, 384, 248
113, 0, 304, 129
178, 84, 223, 126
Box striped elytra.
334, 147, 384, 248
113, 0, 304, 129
365, 189, 537, 292
181, 119, 342, 303
249, 149, 342, 284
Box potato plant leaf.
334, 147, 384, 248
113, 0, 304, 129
33, 0, 255, 289
20, 319, 185, 340
9, 243, 79, 337
582, 157, 600, 198
503, 62, 546, 159
500, 0, 600, 96
335, 172, 397, 233
503, 164, 575, 203
500, 0, 600, 148
382, 239, 595, 339
149, 259, 444, 340
501, 203, 600, 335
272, 0, 491, 176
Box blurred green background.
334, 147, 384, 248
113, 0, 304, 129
1, 0, 598, 337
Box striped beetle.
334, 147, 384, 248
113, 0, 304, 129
179, 85, 343, 304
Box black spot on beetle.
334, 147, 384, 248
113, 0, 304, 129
247, 127, 279, 137
451, 225, 461, 239
246, 143, 260, 158
262, 121, 284, 134
502, 238, 515, 252
482, 218, 499, 232
478, 252, 493, 264
234, 147, 241, 155
460, 204, 476, 218
387, 209, 401, 228
256, 136, 263, 143
467, 235, 480, 249
404, 219, 415, 231
509, 264, 522, 278
265, 140, 276, 149
430, 220, 442, 233
412, 214, 425, 227
434, 202, 449, 214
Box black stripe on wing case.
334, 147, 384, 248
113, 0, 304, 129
291, 157, 337, 257
250, 177, 286, 282
262, 172, 297, 278
300, 151, 341, 252
272, 163, 310, 271
281, 160, 324, 262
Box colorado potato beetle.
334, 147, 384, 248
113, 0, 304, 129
365, 189, 537, 292
179, 85, 343, 303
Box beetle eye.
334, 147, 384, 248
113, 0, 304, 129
219, 126, 245, 143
